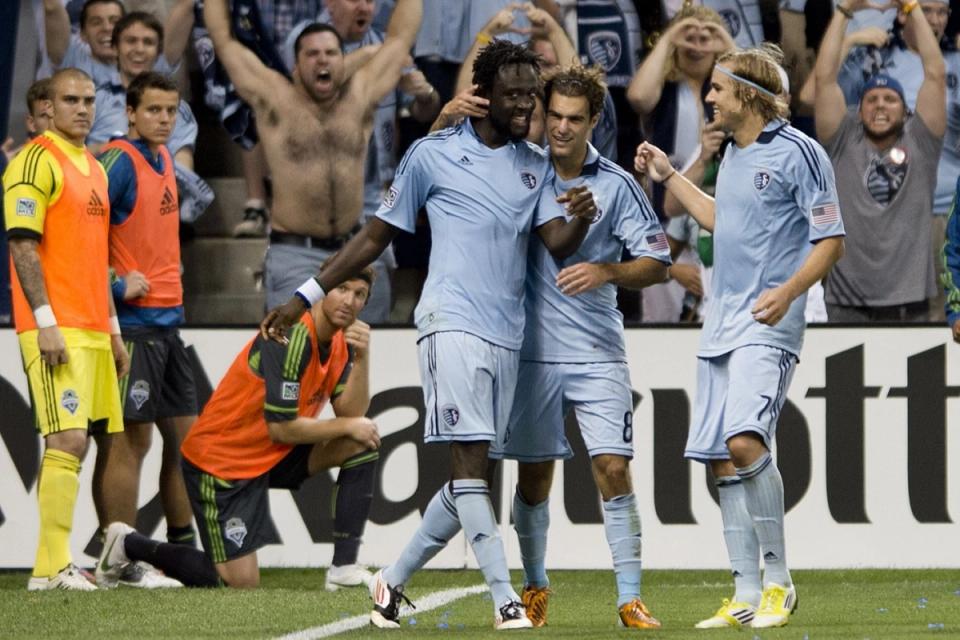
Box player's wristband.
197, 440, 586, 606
836, 4, 853, 19
34, 305, 57, 329
294, 277, 326, 308
109, 315, 121, 336
902, 0, 919, 15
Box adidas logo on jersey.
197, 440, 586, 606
159, 186, 178, 215
86, 190, 107, 217
458, 155, 472, 165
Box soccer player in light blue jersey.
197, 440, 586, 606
485, 65, 670, 629
637, 45, 846, 629
262, 40, 599, 631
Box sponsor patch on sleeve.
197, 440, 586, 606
281, 381, 300, 401
382, 186, 399, 209
16, 198, 36, 217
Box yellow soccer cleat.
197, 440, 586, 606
521, 585, 551, 627
618, 598, 661, 629
694, 598, 757, 628
751, 583, 798, 628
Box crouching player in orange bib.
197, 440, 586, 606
96, 268, 381, 588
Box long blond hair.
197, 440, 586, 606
715, 44, 790, 122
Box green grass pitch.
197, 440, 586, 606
2, 569, 958, 638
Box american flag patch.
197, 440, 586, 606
646, 232, 669, 252
812, 203, 840, 226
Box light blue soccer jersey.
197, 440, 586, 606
376, 118, 563, 349
521, 144, 670, 363
701, 120, 845, 358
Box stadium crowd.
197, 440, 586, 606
2, 0, 960, 632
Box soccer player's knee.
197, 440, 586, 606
594, 455, 630, 489
124, 426, 154, 459
726, 432, 766, 467
45, 428, 88, 458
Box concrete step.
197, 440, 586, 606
183, 293, 264, 325
193, 177, 253, 238
181, 237, 266, 295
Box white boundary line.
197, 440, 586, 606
273, 584, 489, 640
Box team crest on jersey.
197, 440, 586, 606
441, 404, 460, 427
130, 380, 150, 411
754, 171, 771, 191
383, 186, 399, 209
586, 31, 622, 72
61, 389, 79, 415
16, 198, 36, 217
719, 10, 741, 37
520, 171, 537, 190
281, 381, 300, 401
225, 517, 248, 548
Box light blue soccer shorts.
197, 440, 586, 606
684, 344, 797, 462
490, 360, 635, 462
418, 331, 519, 443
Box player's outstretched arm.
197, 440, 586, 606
752, 236, 844, 326
203, 0, 288, 105
261, 219, 400, 342
556, 256, 669, 296
351, 0, 423, 108
331, 320, 371, 417
635, 142, 715, 231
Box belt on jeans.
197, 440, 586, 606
269, 226, 361, 251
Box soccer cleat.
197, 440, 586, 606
325, 564, 372, 592
369, 569, 413, 629
494, 600, 534, 630
233, 206, 268, 237
618, 598, 661, 629
694, 598, 756, 628
120, 562, 183, 589
27, 576, 49, 591
521, 585, 551, 627
96, 521, 134, 588
47, 564, 98, 591
751, 583, 797, 628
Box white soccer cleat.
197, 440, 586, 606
369, 569, 412, 629
751, 583, 798, 628
47, 564, 98, 591
121, 562, 184, 589
694, 598, 757, 628
26, 576, 49, 591
494, 600, 534, 631
96, 521, 134, 588
325, 563, 372, 591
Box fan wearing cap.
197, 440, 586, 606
815, 0, 945, 321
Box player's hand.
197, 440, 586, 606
344, 319, 371, 359
123, 270, 150, 300
439, 85, 489, 125
845, 26, 890, 49
111, 334, 130, 378
670, 264, 704, 297
260, 297, 308, 344
952, 317, 960, 343
700, 121, 726, 160
38, 325, 68, 367
666, 17, 702, 49
348, 417, 381, 450
751, 285, 795, 326
634, 142, 675, 183
556, 185, 598, 221
556, 262, 611, 295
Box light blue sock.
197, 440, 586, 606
383, 483, 460, 587
513, 489, 549, 588
451, 479, 518, 610
716, 476, 762, 607
736, 453, 792, 589
602, 493, 642, 607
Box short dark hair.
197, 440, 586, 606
472, 39, 541, 93
79, 0, 124, 29
26, 79, 52, 114
112, 11, 165, 54
294, 23, 344, 59
126, 72, 179, 110
544, 64, 607, 118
